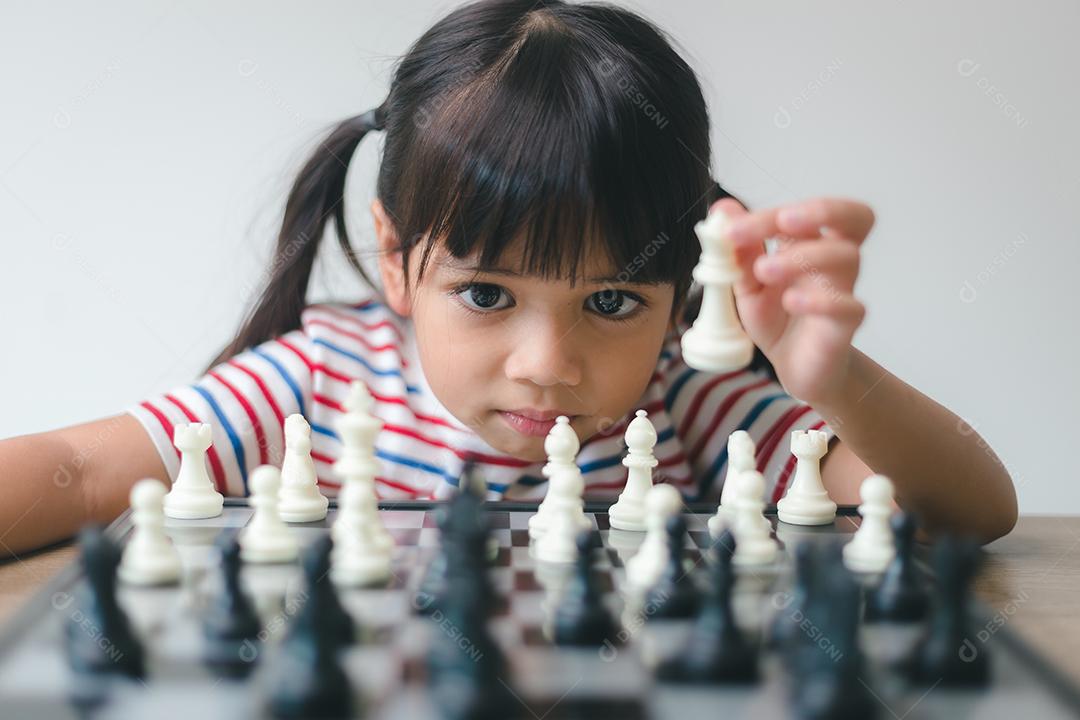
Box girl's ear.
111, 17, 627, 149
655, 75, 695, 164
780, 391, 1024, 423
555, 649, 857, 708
372, 198, 412, 317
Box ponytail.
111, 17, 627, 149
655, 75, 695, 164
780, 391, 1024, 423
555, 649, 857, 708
206, 104, 386, 369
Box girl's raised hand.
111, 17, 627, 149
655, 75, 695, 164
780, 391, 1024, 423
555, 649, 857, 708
709, 197, 874, 406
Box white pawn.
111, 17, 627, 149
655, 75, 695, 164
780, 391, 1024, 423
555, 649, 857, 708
239, 465, 298, 563
843, 474, 897, 573
119, 479, 181, 585
278, 414, 329, 522
626, 483, 683, 591
731, 471, 779, 567
529, 416, 587, 539
680, 206, 755, 373
331, 479, 392, 586
608, 409, 658, 532
708, 430, 757, 538
163, 423, 223, 519
534, 466, 587, 564
777, 430, 837, 526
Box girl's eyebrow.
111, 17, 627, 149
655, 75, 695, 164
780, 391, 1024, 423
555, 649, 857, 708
440, 259, 661, 286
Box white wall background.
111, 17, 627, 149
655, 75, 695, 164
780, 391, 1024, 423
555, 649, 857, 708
1, 1, 1076, 513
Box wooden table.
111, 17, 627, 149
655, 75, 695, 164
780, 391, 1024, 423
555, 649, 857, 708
1, 516, 1077, 686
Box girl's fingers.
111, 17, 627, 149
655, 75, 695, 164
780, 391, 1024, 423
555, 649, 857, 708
730, 197, 875, 247
781, 286, 866, 323
753, 239, 860, 292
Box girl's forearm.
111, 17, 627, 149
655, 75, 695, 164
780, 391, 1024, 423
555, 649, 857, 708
814, 348, 1018, 542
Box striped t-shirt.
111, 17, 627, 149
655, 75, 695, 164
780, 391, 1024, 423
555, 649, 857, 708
127, 298, 835, 503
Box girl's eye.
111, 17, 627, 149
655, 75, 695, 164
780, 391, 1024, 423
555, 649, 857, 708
586, 289, 642, 319
454, 283, 512, 312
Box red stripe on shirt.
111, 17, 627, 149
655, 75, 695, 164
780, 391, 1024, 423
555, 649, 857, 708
676, 370, 751, 439
227, 358, 287, 458
304, 317, 409, 368
164, 393, 228, 495
208, 370, 269, 467
139, 401, 181, 462
310, 450, 424, 497
688, 377, 775, 462
755, 405, 813, 474
770, 419, 827, 503
308, 304, 405, 342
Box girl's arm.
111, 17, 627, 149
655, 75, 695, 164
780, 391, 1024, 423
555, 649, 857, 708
818, 349, 1017, 543
0, 414, 166, 558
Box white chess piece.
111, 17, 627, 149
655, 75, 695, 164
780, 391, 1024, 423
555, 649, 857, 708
708, 430, 757, 537
328, 380, 394, 586
608, 409, 658, 532
163, 422, 224, 519
331, 477, 392, 586
534, 466, 588, 564
843, 474, 897, 573
777, 430, 837, 526
239, 465, 298, 563
680, 206, 755, 373
119, 479, 182, 585
278, 414, 329, 523
529, 416, 588, 539
626, 483, 683, 591
731, 470, 779, 567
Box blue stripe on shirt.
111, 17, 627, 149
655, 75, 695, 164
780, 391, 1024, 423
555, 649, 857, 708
252, 347, 306, 416
192, 384, 249, 495
311, 338, 420, 394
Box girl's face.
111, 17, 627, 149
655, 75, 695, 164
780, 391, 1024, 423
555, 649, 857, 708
374, 202, 675, 462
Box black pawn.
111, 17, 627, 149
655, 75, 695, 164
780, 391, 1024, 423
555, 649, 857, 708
264, 575, 355, 718
907, 535, 990, 687
768, 541, 816, 652
64, 526, 145, 682
789, 543, 878, 720
657, 530, 758, 684
203, 532, 261, 677
553, 530, 619, 646
644, 515, 700, 620
865, 513, 929, 623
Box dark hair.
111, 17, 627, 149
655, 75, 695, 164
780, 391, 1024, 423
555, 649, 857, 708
209, 0, 774, 378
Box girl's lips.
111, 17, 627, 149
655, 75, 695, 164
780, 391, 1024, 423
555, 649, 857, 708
498, 411, 575, 437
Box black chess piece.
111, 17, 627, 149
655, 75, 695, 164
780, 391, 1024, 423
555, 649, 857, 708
788, 543, 878, 720
303, 535, 356, 647
644, 515, 700, 620
203, 532, 262, 677
656, 530, 758, 684
64, 526, 145, 706
864, 513, 929, 623
906, 535, 990, 687
264, 558, 355, 719
426, 564, 515, 720
768, 541, 816, 652
553, 530, 619, 646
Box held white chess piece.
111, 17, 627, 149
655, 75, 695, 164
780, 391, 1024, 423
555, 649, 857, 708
239, 465, 299, 564
118, 479, 182, 586
843, 474, 897, 573
534, 466, 588, 564
777, 430, 837, 526
680, 206, 755, 373
163, 423, 224, 519
708, 430, 757, 538
529, 416, 586, 540
731, 471, 779, 567
278, 414, 329, 523
608, 409, 658, 532
626, 483, 683, 591
333, 380, 394, 554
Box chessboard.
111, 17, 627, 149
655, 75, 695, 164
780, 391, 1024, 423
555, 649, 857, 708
0, 499, 1078, 720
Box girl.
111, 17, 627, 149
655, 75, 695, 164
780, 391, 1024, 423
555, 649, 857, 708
0, 0, 1016, 556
